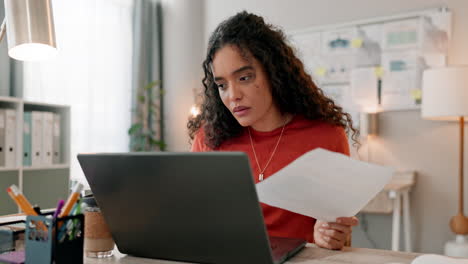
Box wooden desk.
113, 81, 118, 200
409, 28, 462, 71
84, 244, 420, 264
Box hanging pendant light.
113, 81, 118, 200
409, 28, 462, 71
1, 0, 57, 61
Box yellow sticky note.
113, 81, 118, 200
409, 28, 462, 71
411, 89, 422, 100
315, 67, 327, 76
374, 66, 384, 78
351, 38, 363, 48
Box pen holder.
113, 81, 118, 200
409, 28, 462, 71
25, 214, 84, 264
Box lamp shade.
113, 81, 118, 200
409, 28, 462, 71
422, 66, 468, 120
4, 0, 57, 61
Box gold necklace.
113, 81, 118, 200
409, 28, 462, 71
248, 118, 288, 181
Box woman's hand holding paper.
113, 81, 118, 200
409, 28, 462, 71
314, 216, 359, 250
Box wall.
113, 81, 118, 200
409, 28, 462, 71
203, 0, 468, 254
161, 0, 205, 151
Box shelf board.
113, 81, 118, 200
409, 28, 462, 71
0, 96, 21, 104
0, 167, 20, 172
23, 100, 70, 109
22, 164, 70, 171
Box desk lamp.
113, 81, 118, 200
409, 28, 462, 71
0, 0, 56, 61
422, 66, 468, 257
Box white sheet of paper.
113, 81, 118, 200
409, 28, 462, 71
412, 254, 468, 264
256, 148, 393, 222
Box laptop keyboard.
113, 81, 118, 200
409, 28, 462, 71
269, 236, 306, 264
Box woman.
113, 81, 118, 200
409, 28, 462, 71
188, 11, 359, 250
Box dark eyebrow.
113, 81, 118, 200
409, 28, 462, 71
214, 65, 254, 82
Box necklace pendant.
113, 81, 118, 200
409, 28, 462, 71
259, 173, 264, 181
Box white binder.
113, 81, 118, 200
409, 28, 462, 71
52, 113, 61, 164
42, 112, 54, 165
31, 111, 43, 166
5, 109, 16, 168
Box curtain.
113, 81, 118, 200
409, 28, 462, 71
22, 0, 134, 184
130, 0, 164, 151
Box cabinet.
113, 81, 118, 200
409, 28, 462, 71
0, 96, 70, 215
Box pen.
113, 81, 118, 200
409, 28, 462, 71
58, 200, 80, 242
7, 185, 38, 216
59, 182, 83, 219
69, 200, 82, 240
6, 185, 46, 230
53, 199, 65, 219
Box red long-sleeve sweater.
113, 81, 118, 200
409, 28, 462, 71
191, 115, 350, 242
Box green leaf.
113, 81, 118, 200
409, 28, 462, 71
149, 138, 160, 145
128, 123, 142, 135
159, 141, 167, 150
144, 80, 160, 91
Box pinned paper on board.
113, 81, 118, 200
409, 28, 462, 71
382, 16, 450, 54
321, 85, 347, 107
381, 50, 426, 110
322, 55, 354, 84
353, 24, 382, 67
350, 68, 379, 111
291, 32, 326, 84
374, 66, 384, 77
321, 84, 359, 127
410, 89, 422, 104
289, 7, 451, 111
291, 32, 322, 62
351, 38, 363, 48
315, 67, 327, 77
322, 28, 355, 55
382, 18, 421, 50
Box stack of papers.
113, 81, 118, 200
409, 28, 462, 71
256, 148, 394, 222
412, 254, 468, 264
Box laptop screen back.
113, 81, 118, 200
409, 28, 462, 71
78, 152, 275, 264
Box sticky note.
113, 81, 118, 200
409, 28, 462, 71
315, 67, 327, 76
351, 38, 363, 48
411, 89, 422, 100
374, 66, 384, 77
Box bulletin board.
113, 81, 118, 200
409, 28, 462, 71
289, 7, 451, 115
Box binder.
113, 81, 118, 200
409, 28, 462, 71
31, 111, 43, 167
42, 112, 54, 165
23, 112, 32, 166
5, 109, 16, 168
0, 109, 5, 167
52, 113, 61, 164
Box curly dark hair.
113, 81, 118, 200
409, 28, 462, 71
187, 11, 359, 149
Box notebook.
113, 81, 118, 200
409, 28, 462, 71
78, 152, 306, 264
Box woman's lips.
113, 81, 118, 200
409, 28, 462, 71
233, 106, 250, 117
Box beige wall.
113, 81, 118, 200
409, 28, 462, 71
162, 0, 205, 151
203, 0, 468, 254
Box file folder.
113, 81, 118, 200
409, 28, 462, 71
52, 113, 61, 164
31, 111, 43, 167
0, 109, 5, 167
42, 112, 54, 165
23, 112, 32, 166
5, 109, 16, 168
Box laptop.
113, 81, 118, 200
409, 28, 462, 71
77, 152, 306, 264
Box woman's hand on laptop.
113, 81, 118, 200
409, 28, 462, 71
314, 217, 359, 250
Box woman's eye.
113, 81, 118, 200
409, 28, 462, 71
240, 75, 252, 81
217, 83, 226, 90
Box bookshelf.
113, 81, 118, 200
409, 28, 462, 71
0, 97, 70, 215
